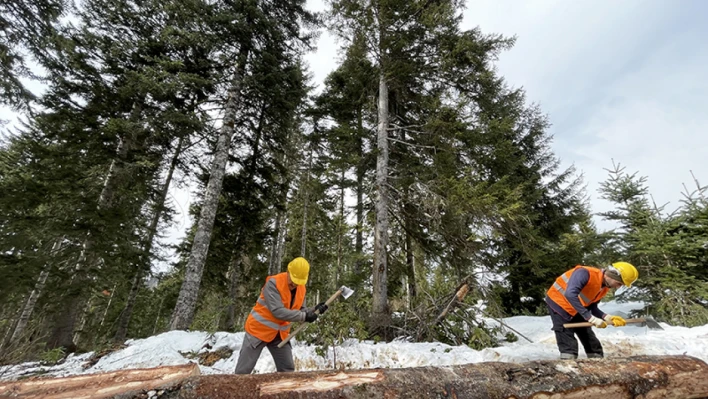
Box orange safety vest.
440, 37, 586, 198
546, 266, 609, 317
244, 272, 306, 342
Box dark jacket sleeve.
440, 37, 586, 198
564, 268, 594, 320
588, 302, 607, 319
263, 279, 305, 322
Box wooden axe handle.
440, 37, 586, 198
564, 318, 646, 328
277, 288, 343, 348
324, 289, 344, 306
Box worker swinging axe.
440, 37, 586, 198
277, 285, 355, 348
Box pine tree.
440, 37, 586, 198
599, 163, 708, 326
0, 0, 69, 109
168, 0, 317, 330
327, 0, 476, 332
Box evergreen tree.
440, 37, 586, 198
599, 163, 708, 326
0, 0, 69, 109
169, 0, 317, 330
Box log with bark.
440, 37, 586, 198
167, 355, 708, 399
2, 356, 707, 399
0, 363, 199, 399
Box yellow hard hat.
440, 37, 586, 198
287, 257, 310, 286
611, 262, 638, 287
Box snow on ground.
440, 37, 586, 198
1, 301, 707, 381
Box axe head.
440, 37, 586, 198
614, 311, 664, 330
644, 315, 664, 330
340, 285, 355, 299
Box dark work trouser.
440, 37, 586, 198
548, 304, 603, 359
234, 332, 295, 374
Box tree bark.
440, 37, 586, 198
9, 238, 61, 343
224, 256, 242, 331
354, 108, 364, 275
169, 49, 248, 331
169, 356, 708, 399
404, 201, 416, 303
3, 356, 707, 399
337, 169, 345, 285
114, 134, 184, 343
300, 145, 312, 258
372, 71, 390, 329
268, 212, 283, 276
269, 147, 291, 276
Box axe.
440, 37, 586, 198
564, 315, 664, 330
277, 285, 355, 348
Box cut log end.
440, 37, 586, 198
0, 363, 199, 399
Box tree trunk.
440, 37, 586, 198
337, 168, 345, 284
152, 294, 165, 335
372, 71, 390, 328
225, 253, 252, 331
275, 216, 287, 272
170, 356, 708, 399
269, 144, 292, 276
114, 134, 184, 343
98, 284, 117, 327
224, 256, 242, 331
354, 109, 364, 275
169, 49, 248, 331
268, 212, 283, 276
300, 146, 312, 258
404, 204, 416, 303
9, 238, 60, 343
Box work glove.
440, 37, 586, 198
588, 316, 607, 329
304, 310, 319, 323
604, 314, 626, 327
315, 302, 328, 315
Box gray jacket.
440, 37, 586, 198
262, 278, 308, 323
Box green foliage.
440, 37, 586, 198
304, 301, 368, 367
504, 332, 518, 343
39, 348, 65, 365
303, 298, 368, 344
598, 162, 708, 327
190, 292, 230, 334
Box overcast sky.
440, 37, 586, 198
305, 0, 708, 228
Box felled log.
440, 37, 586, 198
0, 363, 199, 399
166, 355, 708, 399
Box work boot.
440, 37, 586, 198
560, 353, 577, 360
587, 353, 603, 359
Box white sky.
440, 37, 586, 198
1, 300, 706, 379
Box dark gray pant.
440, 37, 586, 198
548, 305, 603, 359
234, 332, 295, 374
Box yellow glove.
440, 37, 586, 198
588, 316, 607, 328
604, 314, 626, 327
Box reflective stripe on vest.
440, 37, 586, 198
244, 272, 306, 342
552, 273, 593, 304
248, 309, 290, 331
546, 266, 608, 317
